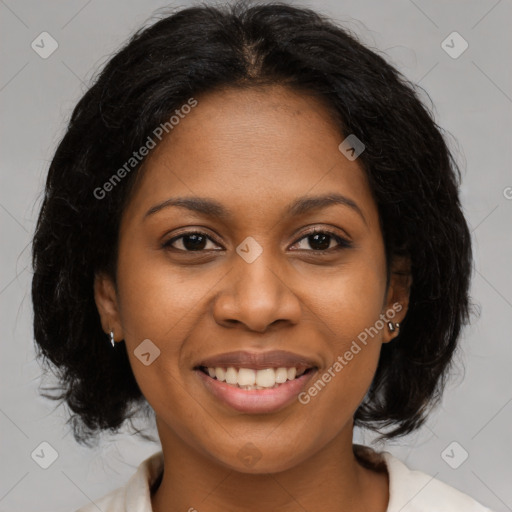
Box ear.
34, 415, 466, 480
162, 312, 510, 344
94, 272, 124, 342
381, 255, 412, 344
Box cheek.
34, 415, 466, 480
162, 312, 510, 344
113, 244, 211, 402
296, 240, 387, 408
301, 238, 387, 346
115, 243, 214, 345
113, 245, 208, 423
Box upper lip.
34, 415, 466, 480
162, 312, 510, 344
195, 350, 319, 370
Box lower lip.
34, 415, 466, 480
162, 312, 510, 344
196, 369, 316, 414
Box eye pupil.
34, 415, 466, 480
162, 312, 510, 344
166, 229, 347, 253
183, 233, 207, 251
309, 233, 330, 250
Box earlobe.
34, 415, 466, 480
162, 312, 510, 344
93, 272, 123, 340
382, 255, 412, 344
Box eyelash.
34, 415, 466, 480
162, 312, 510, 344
162, 227, 353, 254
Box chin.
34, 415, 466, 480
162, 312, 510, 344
206, 443, 313, 475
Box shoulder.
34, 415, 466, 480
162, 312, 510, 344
73, 450, 164, 512
379, 450, 494, 512
73, 486, 125, 512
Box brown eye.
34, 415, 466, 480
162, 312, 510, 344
163, 231, 221, 252
292, 228, 353, 252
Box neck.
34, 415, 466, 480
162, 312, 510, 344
150, 423, 389, 512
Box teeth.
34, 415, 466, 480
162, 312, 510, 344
225, 367, 238, 385
215, 367, 226, 382
238, 368, 256, 386
275, 367, 288, 383
204, 366, 308, 389
256, 368, 275, 388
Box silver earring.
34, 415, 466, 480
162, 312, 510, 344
110, 330, 115, 347
387, 321, 400, 333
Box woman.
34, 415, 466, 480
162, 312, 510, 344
31, 1, 492, 511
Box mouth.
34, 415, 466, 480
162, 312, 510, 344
193, 350, 319, 413
196, 365, 314, 390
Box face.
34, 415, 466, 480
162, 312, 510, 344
95, 85, 408, 474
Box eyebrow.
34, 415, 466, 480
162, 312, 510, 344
144, 193, 367, 226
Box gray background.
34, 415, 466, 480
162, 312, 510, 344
1, 0, 511, 511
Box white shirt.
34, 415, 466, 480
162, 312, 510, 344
74, 449, 493, 511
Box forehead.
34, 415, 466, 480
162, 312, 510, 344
121, 85, 378, 230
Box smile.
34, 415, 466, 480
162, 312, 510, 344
198, 365, 313, 390
194, 350, 319, 413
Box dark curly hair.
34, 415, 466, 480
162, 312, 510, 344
31, 0, 475, 447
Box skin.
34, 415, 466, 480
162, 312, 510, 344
94, 84, 411, 512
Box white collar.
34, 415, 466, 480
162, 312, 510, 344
84, 448, 492, 511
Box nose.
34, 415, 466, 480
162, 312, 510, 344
212, 251, 302, 333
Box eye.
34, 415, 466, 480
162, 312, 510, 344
291, 228, 353, 252
162, 228, 353, 253
162, 231, 222, 252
